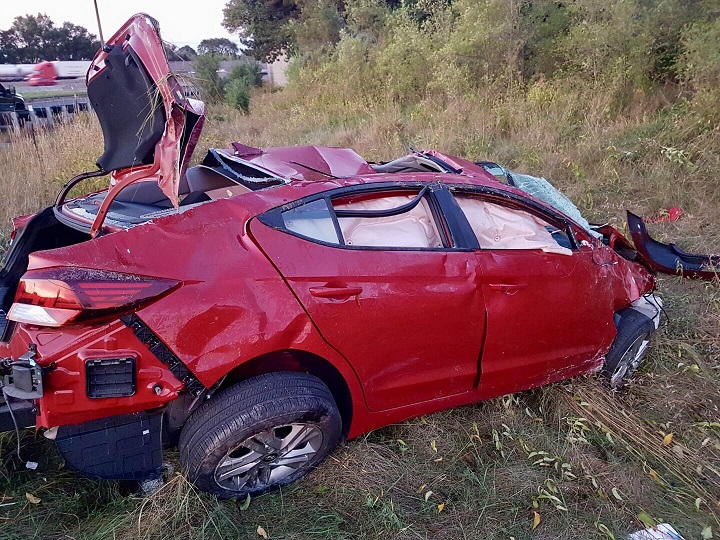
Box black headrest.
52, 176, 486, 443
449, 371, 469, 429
89, 44, 166, 172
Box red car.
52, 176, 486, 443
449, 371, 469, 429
1, 14, 705, 498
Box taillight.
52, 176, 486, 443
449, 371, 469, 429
7, 268, 179, 327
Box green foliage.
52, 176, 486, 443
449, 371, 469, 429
225, 77, 252, 113
0, 14, 99, 63
224, 63, 264, 113
271, 0, 720, 122
223, 0, 301, 61
680, 16, 720, 123
165, 44, 197, 61
291, 0, 345, 60
193, 55, 225, 103
197, 38, 239, 58
229, 63, 264, 88
176, 45, 197, 61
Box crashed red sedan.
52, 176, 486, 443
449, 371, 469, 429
1, 14, 707, 498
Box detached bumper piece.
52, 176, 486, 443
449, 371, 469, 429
627, 211, 720, 281
0, 394, 35, 432
1, 346, 43, 400
56, 411, 163, 481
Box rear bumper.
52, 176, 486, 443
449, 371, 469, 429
0, 317, 186, 430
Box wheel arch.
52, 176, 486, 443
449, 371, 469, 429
217, 349, 354, 439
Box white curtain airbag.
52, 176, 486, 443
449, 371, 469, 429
457, 197, 572, 255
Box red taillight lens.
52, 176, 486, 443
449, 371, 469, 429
7, 268, 180, 327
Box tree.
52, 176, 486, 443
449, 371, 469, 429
0, 14, 98, 63
221, 0, 441, 61
223, 0, 301, 61
224, 63, 263, 113
197, 38, 239, 58
176, 45, 197, 61
53, 22, 98, 60
193, 54, 225, 102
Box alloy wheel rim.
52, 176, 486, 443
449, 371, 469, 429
214, 423, 324, 491
610, 334, 650, 387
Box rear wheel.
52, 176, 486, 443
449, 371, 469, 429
601, 309, 656, 388
179, 372, 341, 498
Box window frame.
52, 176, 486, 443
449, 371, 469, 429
446, 184, 581, 252
257, 182, 470, 252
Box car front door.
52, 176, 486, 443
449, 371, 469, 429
250, 185, 486, 411
450, 189, 617, 396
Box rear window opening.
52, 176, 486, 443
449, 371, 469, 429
57, 150, 287, 233
369, 153, 457, 174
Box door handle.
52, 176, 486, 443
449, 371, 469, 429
309, 286, 363, 299
488, 283, 527, 295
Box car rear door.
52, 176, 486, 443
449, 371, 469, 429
250, 184, 486, 411
449, 189, 617, 396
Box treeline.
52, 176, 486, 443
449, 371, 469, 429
0, 14, 99, 63
225, 0, 720, 120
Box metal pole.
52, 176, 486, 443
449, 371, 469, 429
93, 0, 105, 46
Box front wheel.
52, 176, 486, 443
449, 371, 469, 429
601, 309, 656, 388
179, 372, 342, 498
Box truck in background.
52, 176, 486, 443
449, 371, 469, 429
27, 61, 91, 86
0, 64, 36, 82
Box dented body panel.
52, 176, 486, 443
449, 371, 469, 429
0, 14, 675, 485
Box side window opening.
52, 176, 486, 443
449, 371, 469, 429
332, 190, 443, 248
279, 188, 446, 249
282, 199, 340, 244
455, 195, 573, 255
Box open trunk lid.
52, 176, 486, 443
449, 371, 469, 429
72, 13, 205, 235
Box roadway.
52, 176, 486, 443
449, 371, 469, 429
14, 78, 87, 97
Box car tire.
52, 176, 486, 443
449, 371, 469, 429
179, 371, 342, 498
601, 309, 656, 388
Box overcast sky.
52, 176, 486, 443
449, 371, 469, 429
0, 0, 239, 50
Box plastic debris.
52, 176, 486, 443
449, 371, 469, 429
646, 206, 682, 223
628, 523, 685, 540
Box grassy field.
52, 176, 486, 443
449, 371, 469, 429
0, 88, 718, 540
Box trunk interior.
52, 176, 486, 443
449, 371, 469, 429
0, 208, 90, 341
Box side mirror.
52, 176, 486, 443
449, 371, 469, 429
8, 85, 16, 94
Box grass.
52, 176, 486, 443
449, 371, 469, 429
0, 84, 718, 539
24, 90, 88, 101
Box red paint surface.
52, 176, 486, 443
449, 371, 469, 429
0, 14, 657, 441
1, 169, 654, 438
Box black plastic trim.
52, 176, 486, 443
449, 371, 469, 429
434, 186, 480, 250
56, 410, 163, 480
86, 357, 136, 398
0, 395, 35, 432
121, 314, 206, 396
334, 186, 427, 218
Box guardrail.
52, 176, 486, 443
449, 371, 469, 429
0, 95, 91, 131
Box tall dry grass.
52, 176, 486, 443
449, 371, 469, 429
0, 115, 102, 242
0, 82, 718, 538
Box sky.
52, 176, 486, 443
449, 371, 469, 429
0, 0, 239, 51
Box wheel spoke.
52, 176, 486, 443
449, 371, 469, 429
215, 451, 263, 481
244, 437, 270, 454
258, 465, 272, 485
213, 423, 325, 491
274, 454, 310, 469
254, 430, 282, 451
281, 424, 322, 453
